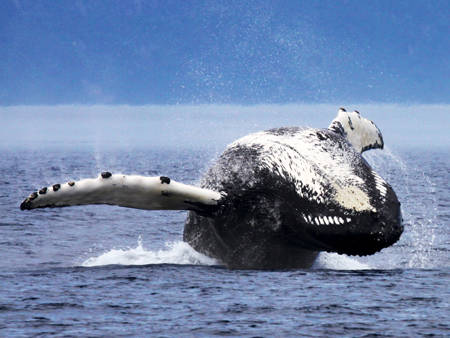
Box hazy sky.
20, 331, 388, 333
1, 0, 449, 105
1, 104, 448, 150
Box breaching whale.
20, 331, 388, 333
20, 108, 403, 269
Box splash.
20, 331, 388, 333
364, 147, 438, 269
313, 253, 371, 270
81, 237, 219, 267
82, 236, 373, 270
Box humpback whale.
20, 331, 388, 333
20, 108, 403, 269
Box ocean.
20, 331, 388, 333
0, 118, 448, 336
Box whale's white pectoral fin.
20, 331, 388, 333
20, 172, 223, 213
328, 108, 384, 153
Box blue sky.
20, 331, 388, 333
1, 0, 449, 105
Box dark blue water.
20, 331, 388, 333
0, 147, 448, 336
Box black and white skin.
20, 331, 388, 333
20, 108, 403, 269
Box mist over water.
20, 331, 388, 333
363, 148, 443, 269
1, 104, 449, 151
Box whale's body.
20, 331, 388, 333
20, 109, 403, 269
184, 126, 402, 269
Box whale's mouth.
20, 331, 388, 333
296, 208, 404, 256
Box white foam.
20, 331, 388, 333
313, 252, 371, 270
81, 239, 219, 267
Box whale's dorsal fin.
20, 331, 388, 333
20, 173, 223, 215
328, 108, 384, 153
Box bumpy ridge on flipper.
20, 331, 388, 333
20, 173, 223, 214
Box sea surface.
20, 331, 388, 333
0, 146, 448, 337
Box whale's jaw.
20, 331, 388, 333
299, 202, 403, 257
283, 182, 403, 257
